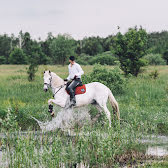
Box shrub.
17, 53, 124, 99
0, 56, 6, 64
149, 70, 159, 79
144, 53, 166, 65
9, 48, 27, 64
76, 53, 92, 65
0, 107, 18, 131
27, 63, 38, 81
89, 51, 118, 65
163, 50, 168, 64
82, 64, 126, 95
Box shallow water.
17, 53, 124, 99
0, 150, 8, 168
139, 135, 168, 157
0, 107, 168, 167
146, 146, 168, 157
0, 134, 168, 168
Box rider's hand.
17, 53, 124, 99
73, 75, 77, 80
64, 79, 68, 82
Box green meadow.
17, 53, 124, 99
0, 65, 168, 167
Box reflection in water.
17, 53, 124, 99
139, 135, 168, 157
146, 146, 168, 157
1, 110, 168, 167
0, 150, 8, 167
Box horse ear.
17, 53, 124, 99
44, 71, 45, 73
49, 70, 51, 74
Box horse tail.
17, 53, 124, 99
108, 88, 120, 120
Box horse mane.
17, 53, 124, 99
51, 72, 64, 87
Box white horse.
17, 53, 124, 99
43, 70, 120, 127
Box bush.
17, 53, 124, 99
27, 63, 38, 81
114, 27, 148, 76
0, 56, 6, 64
82, 64, 126, 95
76, 53, 92, 65
0, 107, 18, 131
149, 70, 159, 79
163, 50, 168, 64
144, 53, 166, 65
9, 48, 27, 64
89, 51, 119, 65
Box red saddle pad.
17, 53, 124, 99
75, 84, 86, 95
66, 85, 86, 95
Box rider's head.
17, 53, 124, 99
69, 56, 75, 64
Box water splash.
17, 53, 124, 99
32, 106, 91, 132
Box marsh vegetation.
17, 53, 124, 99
0, 65, 168, 167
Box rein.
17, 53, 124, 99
44, 73, 65, 97
53, 84, 65, 97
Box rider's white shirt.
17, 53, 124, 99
67, 62, 84, 80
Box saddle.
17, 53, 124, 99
66, 82, 86, 95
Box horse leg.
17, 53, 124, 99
48, 99, 55, 117
95, 104, 103, 113
98, 103, 111, 127
91, 104, 102, 124
48, 99, 65, 117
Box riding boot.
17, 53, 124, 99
69, 91, 76, 107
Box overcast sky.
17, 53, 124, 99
0, 0, 168, 40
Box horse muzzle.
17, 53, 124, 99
44, 88, 48, 92
43, 85, 48, 92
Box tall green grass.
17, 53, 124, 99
0, 65, 168, 167
0, 65, 168, 133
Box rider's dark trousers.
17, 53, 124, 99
67, 78, 82, 102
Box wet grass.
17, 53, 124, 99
0, 65, 168, 167
1, 126, 145, 167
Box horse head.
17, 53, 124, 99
43, 70, 52, 92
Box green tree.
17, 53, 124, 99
9, 48, 27, 64
40, 32, 54, 62
81, 36, 104, 56
30, 43, 49, 65
0, 56, 6, 64
49, 34, 76, 65
114, 27, 148, 76
0, 34, 11, 63
102, 35, 115, 51
21, 31, 33, 57
163, 50, 168, 65
148, 31, 168, 54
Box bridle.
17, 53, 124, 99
44, 74, 52, 87
44, 73, 65, 97
53, 84, 65, 97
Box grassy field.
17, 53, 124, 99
0, 65, 168, 167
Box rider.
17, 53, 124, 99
64, 56, 84, 107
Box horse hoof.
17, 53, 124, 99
51, 112, 54, 117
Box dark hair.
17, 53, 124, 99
69, 56, 75, 61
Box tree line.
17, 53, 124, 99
0, 27, 168, 76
